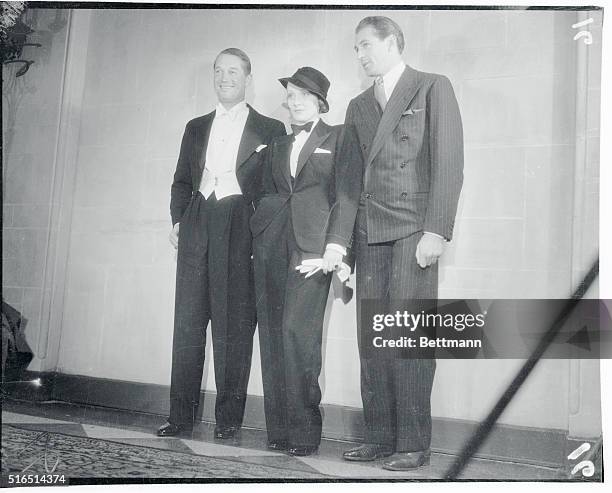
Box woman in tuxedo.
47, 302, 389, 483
250, 67, 363, 456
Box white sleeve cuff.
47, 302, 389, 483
325, 243, 347, 256
424, 231, 446, 241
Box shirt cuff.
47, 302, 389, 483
325, 243, 347, 256
424, 231, 446, 241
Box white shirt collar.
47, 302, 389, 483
380, 61, 406, 100
215, 101, 248, 120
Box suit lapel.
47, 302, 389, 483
367, 66, 421, 167
236, 106, 265, 169
196, 112, 215, 171
274, 136, 293, 191
359, 85, 382, 148
295, 120, 332, 179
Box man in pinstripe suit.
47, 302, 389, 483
343, 16, 464, 470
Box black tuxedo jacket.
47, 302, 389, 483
170, 105, 286, 225
250, 120, 363, 255
345, 65, 463, 243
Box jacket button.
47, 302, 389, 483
363, 192, 372, 200
401, 192, 408, 199
400, 161, 408, 168
362, 144, 368, 150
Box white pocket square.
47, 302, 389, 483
402, 108, 425, 116
314, 148, 332, 154
255, 144, 267, 152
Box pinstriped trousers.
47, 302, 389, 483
355, 206, 437, 452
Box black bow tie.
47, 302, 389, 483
291, 121, 314, 136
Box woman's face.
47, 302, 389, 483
286, 82, 320, 123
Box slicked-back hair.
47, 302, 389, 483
214, 48, 252, 75
356, 16, 405, 53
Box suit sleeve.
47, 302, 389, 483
341, 101, 360, 270
271, 120, 286, 139
423, 76, 464, 241
170, 122, 195, 226
265, 121, 287, 196
253, 120, 286, 207
326, 124, 363, 250
253, 142, 278, 209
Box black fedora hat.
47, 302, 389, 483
279, 66, 330, 113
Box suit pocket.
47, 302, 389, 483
309, 154, 334, 182
177, 248, 205, 269
250, 194, 289, 236
397, 112, 426, 159
399, 110, 425, 131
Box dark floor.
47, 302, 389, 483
2, 399, 567, 480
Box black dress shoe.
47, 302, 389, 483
382, 449, 431, 470
157, 421, 191, 437
267, 440, 289, 451
214, 425, 239, 439
343, 444, 394, 461
287, 445, 318, 457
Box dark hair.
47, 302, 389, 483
316, 97, 328, 114
356, 16, 405, 53
214, 48, 252, 75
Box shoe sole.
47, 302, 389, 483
157, 429, 192, 438
382, 457, 431, 470
343, 452, 394, 462
288, 450, 319, 457
267, 445, 289, 451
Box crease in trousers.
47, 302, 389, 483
169, 191, 256, 429
254, 208, 331, 448
355, 204, 437, 452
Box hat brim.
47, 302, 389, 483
279, 76, 329, 113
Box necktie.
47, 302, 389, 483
291, 121, 314, 136
374, 76, 387, 111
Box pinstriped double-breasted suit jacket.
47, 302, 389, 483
345, 64, 463, 244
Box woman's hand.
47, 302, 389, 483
322, 248, 343, 273
169, 223, 180, 249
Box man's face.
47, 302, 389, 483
286, 83, 320, 124
354, 26, 397, 77
214, 54, 251, 106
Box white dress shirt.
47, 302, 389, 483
290, 118, 319, 177
379, 61, 406, 101
378, 62, 445, 242
200, 101, 249, 199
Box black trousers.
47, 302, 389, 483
355, 207, 437, 452
253, 210, 331, 448
169, 191, 256, 428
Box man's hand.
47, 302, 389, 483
322, 248, 343, 273
415, 232, 445, 269
169, 223, 180, 249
